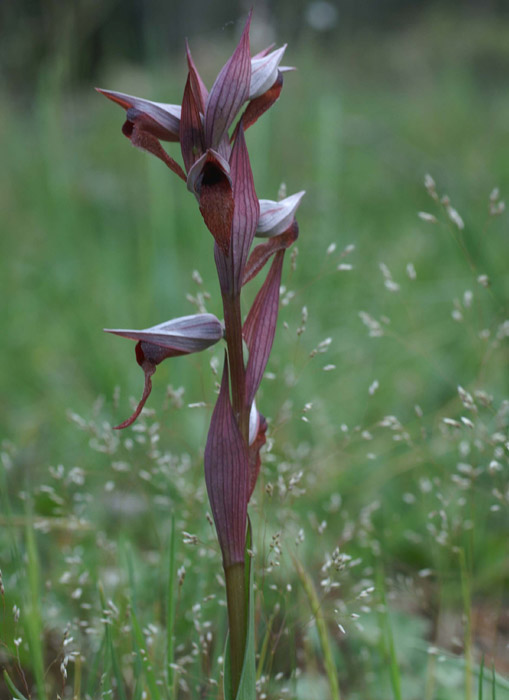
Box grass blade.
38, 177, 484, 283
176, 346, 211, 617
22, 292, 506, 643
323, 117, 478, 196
459, 548, 473, 700
377, 568, 402, 700
478, 655, 485, 700
99, 583, 128, 700
24, 516, 48, 700
85, 631, 106, 697
3, 670, 29, 700
122, 543, 144, 700
130, 605, 163, 700
167, 512, 178, 692
256, 612, 275, 681
292, 553, 341, 700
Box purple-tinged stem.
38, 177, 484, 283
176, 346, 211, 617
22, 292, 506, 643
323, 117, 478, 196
222, 292, 249, 440
222, 290, 249, 696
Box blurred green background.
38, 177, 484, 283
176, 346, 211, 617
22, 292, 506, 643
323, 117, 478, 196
1, 1, 509, 698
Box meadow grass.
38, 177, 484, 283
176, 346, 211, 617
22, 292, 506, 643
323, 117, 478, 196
1, 10, 509, 700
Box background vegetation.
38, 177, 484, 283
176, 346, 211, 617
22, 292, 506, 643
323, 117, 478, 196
1, 1, 508, 698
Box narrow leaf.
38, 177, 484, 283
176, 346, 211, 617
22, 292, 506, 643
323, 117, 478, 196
204, 14, 252, 148
166, 514, 178, 692
204, 357, 249, 568
24, 516, 48, 700
3, 671, 29, 700
99, 584, 128, 700
180, 72, 205, 172
479, 655, 485, 700
229, 124, 260, 291
185, 41, 209, 110
243, 220, 298, 285
293, 555, 341, 700
240, 72, 283, 134
244, 251, 285, 406
130, 607, 163, 700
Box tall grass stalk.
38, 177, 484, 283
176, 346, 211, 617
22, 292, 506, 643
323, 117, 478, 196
377, 568, 402, 700
459, 547, 473, 700
24, 516, 48, 700
166, 513, 178, 694
293, 554, 341, 700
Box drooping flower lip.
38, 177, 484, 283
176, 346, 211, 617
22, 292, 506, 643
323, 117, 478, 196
95, 88, 182, 142
256, 190, 305, 237
105, 314, 224, 430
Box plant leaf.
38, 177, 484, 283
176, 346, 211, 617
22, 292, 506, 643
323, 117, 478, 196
3, 671, 29, 700
240, 72, 284, 134
229, 124, 260, 292
185, 40, 209, 110
243, 220, 299, 285
180, 71, 205, 172
243, 251, 285, 406
204, 356, 249, 568
204, 13, 252, 149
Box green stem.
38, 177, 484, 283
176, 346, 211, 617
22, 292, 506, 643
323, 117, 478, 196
225, 562, 247, 696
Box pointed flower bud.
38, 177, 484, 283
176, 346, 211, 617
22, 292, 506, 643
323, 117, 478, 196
256, 190, 305, 238
249, 45, 288, 99
105, 314, 223, 429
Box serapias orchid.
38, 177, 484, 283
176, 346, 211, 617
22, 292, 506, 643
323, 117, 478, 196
98, 13, 303, 697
